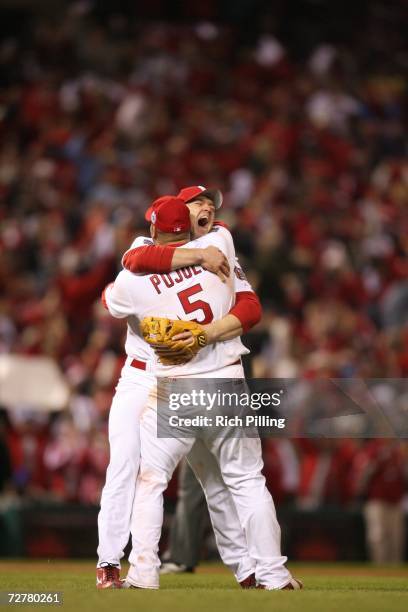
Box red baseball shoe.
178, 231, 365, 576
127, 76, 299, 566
96, 563, 123, 589
239, 573, 256, 589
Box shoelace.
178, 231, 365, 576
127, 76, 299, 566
104, 564, 117, 582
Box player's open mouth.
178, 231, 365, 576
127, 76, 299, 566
198, 214, 210, 227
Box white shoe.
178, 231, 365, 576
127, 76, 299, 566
159, 562, 194, 575
124, 564, 159, 589
281, 577, 303, 590
257, 577, 303, 590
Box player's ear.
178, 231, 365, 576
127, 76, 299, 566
150, 224, 156, 240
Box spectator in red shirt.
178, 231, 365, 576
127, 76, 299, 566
296, 439, 357, 509
351, 439, 408, 563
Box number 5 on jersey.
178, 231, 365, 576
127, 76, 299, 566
177, 284, 214, 324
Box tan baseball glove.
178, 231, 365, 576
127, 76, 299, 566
140, 317, 208, 365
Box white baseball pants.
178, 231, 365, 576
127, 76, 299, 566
97, 366, 155, 566
129, 365, 291, 589
97, 361, 256, 583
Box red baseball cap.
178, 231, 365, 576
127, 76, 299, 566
177, 185, 223, 209
148, 196, 191, 233
145, 196, 171, 222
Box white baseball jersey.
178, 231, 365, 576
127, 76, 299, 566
122, 227, 253, 295
105, 226, 251, 376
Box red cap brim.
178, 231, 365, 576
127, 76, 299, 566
177, 186, 223, 209
145, 206, 154, 222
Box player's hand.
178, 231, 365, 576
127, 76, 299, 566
141, 317, 208, 365
171, 331, 195, 343
200, 246, 230, 282
158, 331, 195, 358
173, 328, 216, 345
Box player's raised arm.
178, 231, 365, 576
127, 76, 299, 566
121, 190, 230, 281
122, 243, 230, 282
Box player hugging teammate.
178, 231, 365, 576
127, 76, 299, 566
97, 186, 302, 591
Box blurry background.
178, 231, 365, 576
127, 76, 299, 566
0, 0, 407, 562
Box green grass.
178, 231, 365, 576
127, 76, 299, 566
1, 561, 407, 612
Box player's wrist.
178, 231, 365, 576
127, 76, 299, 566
202, 322, 218, 344
195, 249, 205, 265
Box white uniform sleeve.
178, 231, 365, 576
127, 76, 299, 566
200, 226, 235, 260
104, 270, 135, 319
204, 227, 254, 293
233, 256, 254, 293
121, 235, 154, 268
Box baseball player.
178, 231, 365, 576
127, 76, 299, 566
97, 187, 260, 588
97, 195, 259, 589
104, 197, 301, 590
121, 186, 260, 575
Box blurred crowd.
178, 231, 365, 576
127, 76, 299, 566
0, 0, 407, 554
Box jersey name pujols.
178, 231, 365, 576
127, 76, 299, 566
149, 266, 203, 295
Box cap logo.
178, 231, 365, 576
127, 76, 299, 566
198, 185, 206, 191
151, 211, 157, 224
174, 226, 181, 232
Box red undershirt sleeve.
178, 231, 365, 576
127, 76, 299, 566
229, 291, 262, 333
122, 245, 176, 273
